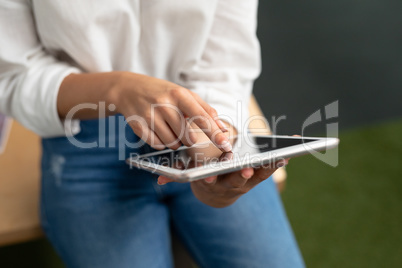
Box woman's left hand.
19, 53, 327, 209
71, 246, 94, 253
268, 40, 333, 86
157, 159, 288, 208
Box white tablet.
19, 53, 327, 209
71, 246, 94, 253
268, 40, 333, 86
126, 135, 339, 182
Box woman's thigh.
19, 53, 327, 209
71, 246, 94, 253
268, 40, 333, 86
40, 150, 174, 268
40, 118, 176, 267
169, 178, 305, 268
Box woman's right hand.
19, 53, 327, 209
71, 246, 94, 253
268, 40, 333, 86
58, 72, 232, 152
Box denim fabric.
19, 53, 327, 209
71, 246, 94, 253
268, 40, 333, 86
40, 118, 305, 268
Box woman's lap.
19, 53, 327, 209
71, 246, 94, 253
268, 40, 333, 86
168, 179, 304, 268
40, 119, 304, 268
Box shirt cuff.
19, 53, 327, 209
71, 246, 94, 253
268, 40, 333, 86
46, 66, 81, 137
13, 62, 82, 138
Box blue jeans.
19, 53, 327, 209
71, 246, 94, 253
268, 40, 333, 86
40, 118, 305, 268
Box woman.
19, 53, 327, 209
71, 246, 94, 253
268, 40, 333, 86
0, 1, 304, 267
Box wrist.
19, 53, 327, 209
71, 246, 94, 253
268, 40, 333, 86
106, 71, 130, 114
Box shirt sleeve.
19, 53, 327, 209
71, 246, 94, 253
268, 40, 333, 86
0, 0, 81, 137
179, 0, 261, 134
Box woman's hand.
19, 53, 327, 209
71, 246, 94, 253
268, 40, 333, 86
158, 159, 289, 208
58, 72, 231, 151
111, 72, 231, 151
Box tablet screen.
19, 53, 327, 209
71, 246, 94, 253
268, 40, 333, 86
134, 136, 319, 171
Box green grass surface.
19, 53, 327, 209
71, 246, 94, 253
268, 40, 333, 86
283, 119, 402, 267
1, 119, 401, 267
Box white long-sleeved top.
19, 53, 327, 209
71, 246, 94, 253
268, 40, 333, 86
0, 0, 261, 137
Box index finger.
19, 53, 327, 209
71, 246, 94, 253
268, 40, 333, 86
178, 91, 232, 152
189, 91, 229, 133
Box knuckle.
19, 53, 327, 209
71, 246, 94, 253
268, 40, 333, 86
207, 107, 217, 116
129, 121, 143, 133
193, 115, 211, 128
166, 140, 182, 150
169, 86, 185, 99
158, 105, 170, 113
155, 96, 170, 105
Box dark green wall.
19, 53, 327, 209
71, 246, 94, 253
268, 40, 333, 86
254, 0, 402, 135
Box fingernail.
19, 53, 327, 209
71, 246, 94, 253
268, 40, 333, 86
220, 139, 232, 152
205, 177, 216, 183
216, 119, 227, 130
241, 171, 253, 179
277, 160, 289, 168
216, 120, 229, 133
